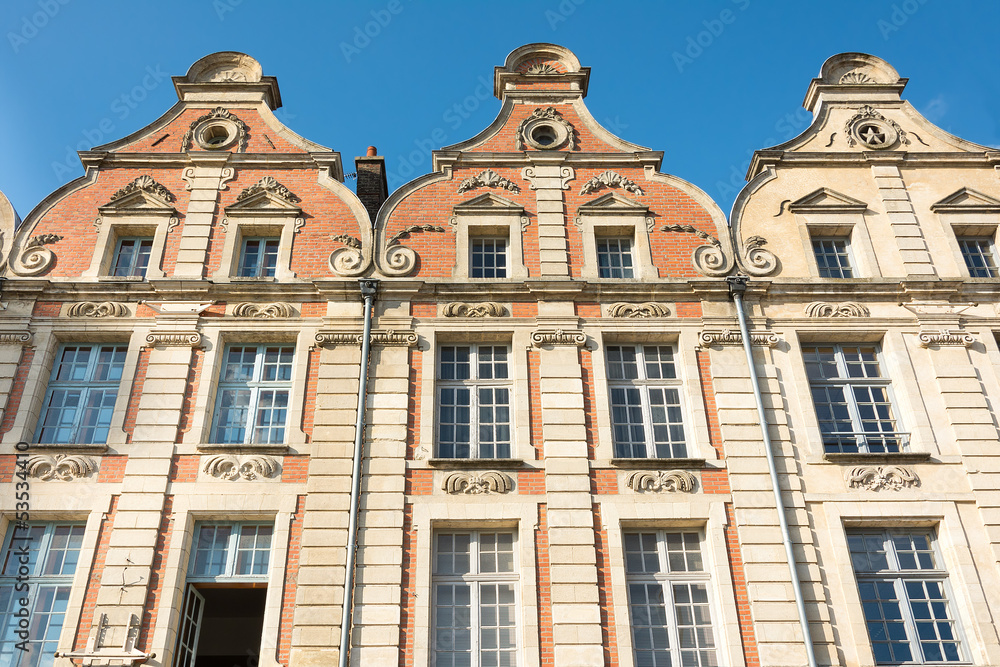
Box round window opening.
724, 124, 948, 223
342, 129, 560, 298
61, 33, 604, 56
203, 125, 230, 146
851, 119, 898, 150
531, 125, 557, 146
194, 120, 238, 150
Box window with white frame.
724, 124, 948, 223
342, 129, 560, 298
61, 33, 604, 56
624, 531, 719, 667
110, 237, 153, 278
848, 530, 964, 664
211, 345, 293, 445
812, 237, 854, 278
237, 237, 280, 278
957, 237, 998, 277
0, 523, 86, 667
433, 531, 517, 667
176, 522, 273, 667
36, 344, 127, 444
597, 237, 634, 278
803, 344, 906, 453
606, 345, 687, 458
437, 345, 511, 458
471, 238, 508, 278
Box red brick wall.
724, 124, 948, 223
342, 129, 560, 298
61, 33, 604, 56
535, 504, 554, 666
725, 503, 760, 667
73, 495, 119, 650
701, 469, 731, 494
32, 301, 61, 317
527, 350, 542, 460
96, 455, 127, 483
118, 107, 307, 155
0, 455, 14, 482
510, 301, 537, 318
590, 469, 618, 494
411, 301, 436, 318
300, 347, 320, 440
517, 470, 545, 494
0, 346, 35, 436
281, 456, 309, 483
277, 495, 305, 665
123, 349, 151, 440
696, 349, 725, 461
169, 455, 199, 483
406, 348, 422, 460
580, 348, 598, 459
592, 503, 620, 666
175, 348, 204, 441
404, 469, 433, 495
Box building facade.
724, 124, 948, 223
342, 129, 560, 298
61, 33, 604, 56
1, 44, 1000, 667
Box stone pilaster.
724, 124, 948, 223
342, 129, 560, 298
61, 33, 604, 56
522, 159, 573, 277
870, 164, 936, 276
174, 154, 234, 279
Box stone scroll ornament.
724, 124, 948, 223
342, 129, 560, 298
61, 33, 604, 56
376, 225, 446, 276
659, 224, 731, 277
232, 302, 295, 319
329, 234, 368, 276
67, 302, 129, 318
442, 302, 507, 318
805, 302, 870, 318
25, 455, 97, 481
442, 471, 513, 494
624, 470, 697, 493
737, 235, 778, 276
458, 169, 521, 194
846, 465, 918, 491
9, 234, 63, 276
579, 170, 645, 196
203, 455, 280, 481
606, 303, 670, 318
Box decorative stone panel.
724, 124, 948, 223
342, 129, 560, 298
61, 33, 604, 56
202, 454, 280, 481
805, 302, 870, 318
145, 332, 202, 347
25, 454, 97, 481
442, 471, 513, 494
458, 169, 521, 193
699, 329, 779, 347
606, 303, 670, 318
442, 302, 507, 318
67, 302, 129, 318
232, 302, 295, 319
846, 465, 919, 491
624, 470, 697, 493
579, 170, 645, 195
530, 329, 587, 347
0, 331, 33, 345
918, 329, 975, 347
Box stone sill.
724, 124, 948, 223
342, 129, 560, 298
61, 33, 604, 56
611, 457, 707, 469
23, 442, 108, 453
428, 458, 526, 469
823, 452, 932, 464
97, 276, 144, 282
198, 443, 289, 454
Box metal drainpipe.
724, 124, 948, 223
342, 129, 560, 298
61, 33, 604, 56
726, 275, 818, 667
339, 278, 379, 667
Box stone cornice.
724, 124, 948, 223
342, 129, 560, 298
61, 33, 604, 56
749, 149, 1000, 179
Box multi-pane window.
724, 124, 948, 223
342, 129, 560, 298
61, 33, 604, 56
958, 237, 998, 277
212, 345, 293, 445
110, 237, 153, 277
438, 345, 511, 458
624, 531, 718, 667
848, 530, 964, 664
606, 345, 687, 458
187, 523, 273, 580
238, 237, 279, 277
803, 344, 905, 453
471, 238, 507, 278
597, 237, 634, 278
0, 523, 86, 667
433, 531, 517, 667
813, 237, 854, 278
36, 345, 127, 444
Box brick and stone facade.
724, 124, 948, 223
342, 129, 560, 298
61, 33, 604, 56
1, 45, 1000, 667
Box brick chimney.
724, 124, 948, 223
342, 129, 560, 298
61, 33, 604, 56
355, 146, 388, 226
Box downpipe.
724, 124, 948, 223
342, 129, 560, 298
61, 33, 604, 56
727, 275, 818, 667
339, 278, 379, 667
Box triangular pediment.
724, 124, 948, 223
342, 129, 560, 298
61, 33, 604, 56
453, 192, 525, 216
931, 188, 1000, 213
97, 189, 176, 216
578, 192, 649, 216
225, 189, 303, 217
788, 188, 868, 213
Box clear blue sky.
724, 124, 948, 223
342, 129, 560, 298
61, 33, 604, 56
1, 0, 997, 220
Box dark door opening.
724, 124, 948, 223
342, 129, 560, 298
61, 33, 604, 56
177, 586, 266, 667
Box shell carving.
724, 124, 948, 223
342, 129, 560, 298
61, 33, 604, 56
442, 471, 513, 494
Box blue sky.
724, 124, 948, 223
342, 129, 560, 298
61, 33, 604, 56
1, 0, 997, 220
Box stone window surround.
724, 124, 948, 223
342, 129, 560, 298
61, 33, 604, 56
212, 218, 297, 282
453, 216, 528, 281
181, 327, 313, 451
601, 502, 746, 667
783, 330, 936, 460
2, 328, 147, 449
822, 503, 991, 667
0, 509, 104, 666
578, 217, 655, 281
151, 495, 297, 667
939, 210, 1000, 279
591, 330, 714, 464
797, 213, 878, 279
84, 216, 171, 280
416, 329, 531, 463
408, 504, 541, 667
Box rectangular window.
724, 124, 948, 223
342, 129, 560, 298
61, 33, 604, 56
433, 531, 517, 667
176, 523, 272, 667
36, 344, 127, 444
111, 237, 153, 278
803, 344, 906, 453
437, 345, 511, 459
607, 345, 686, 458
958, 237, 998, 277
813, 237, 854, 278
597, 237, 634, 278
848, 530, 963, 664
624, 531, 718, 667
0, 523, 86, 667
211, 345, 293, 445
471, 238, 508, 278
238, 237, 280, 278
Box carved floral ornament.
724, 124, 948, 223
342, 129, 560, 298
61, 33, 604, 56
442, 471, 514, 495
109, 175, 174, 203
442, 302, 508, 318
606, 303, 670, 318
458, 169, 521, 194
9, 233, 63, 277
203, 454, 280, 481
625, 470, 697, 493
236, 176, 300, 204
530, 329, 587, 347
516, 107, 576, 151
579, 171, 645, 196
232, 302, 295, 318
67, 302, 129, 318
845, 105, 909, 150
846, 465, 919, 491
839, 70, 875, 84
804, 302, 870, 318
699, 329, 779, 348
25, 454, 97, 481
918, 329, 975, 348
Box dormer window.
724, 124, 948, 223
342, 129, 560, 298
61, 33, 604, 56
597, 237, 634, 279
111, 237, 154, 278
238, 237, 280, 278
